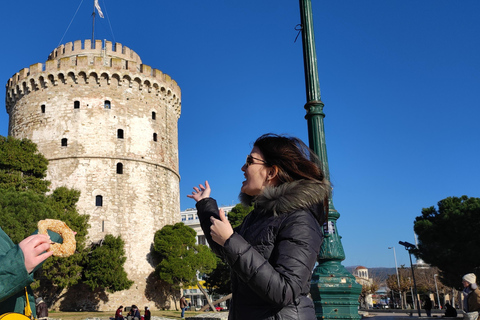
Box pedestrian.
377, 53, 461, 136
128, 305, 140, 320
35, 297, 48, 320
444, 302, 457, 318
180, 296, 187, 319
0, 227, 66, 317
188, 133, 331, 320
424, 296, 433, 317
115, 305, 124, 320
462, 273, 480, 320
143, 306, 150, 320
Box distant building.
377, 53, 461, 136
353, 266, 374, 309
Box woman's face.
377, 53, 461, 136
241, 146, 272, 196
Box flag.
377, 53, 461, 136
94, 0, 104, 18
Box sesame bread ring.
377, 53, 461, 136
38, 219, 76, 257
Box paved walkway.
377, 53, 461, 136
85, 310, 458, 320
84, 313, 229, 320
363, 310, 459, 320
185, 313, 228, 320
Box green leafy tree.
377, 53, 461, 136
154, 223, 217, 287
0, 136, 50, 193
83, 234, 133, 292
414, 196, 480, 288
204, 203, 252, 296
204, 261, 231, 296
153, 222, 217, 308
39, 187, 89, 291
227, 203, 253, 228
0, 190, 55, 243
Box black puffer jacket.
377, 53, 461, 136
196, 180, 329, 320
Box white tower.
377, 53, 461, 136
5, 39, 181, 310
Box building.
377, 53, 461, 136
353, 266, 374, 309
5, 39, 181, 310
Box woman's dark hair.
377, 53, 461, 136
253, 133, 330, 222
253, 133, 327, 184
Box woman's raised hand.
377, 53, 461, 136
187, 180, 211, 202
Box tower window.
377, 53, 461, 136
96, 195, 103, 207
117, 163, 123, 174
41, 104, 45, 113
104, 100, 111, 109
153, 133, 157, 142
61, 138, 68, 147
74, 101, 80, 109
117, 129, 124, 139
152, 111, 156, 120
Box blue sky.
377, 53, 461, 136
1, 0, 479, 269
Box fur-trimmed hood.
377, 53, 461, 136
240, 179, 331, 216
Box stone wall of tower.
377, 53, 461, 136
5, 40, 181, 310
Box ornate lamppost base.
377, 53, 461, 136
310, 260, 362, 320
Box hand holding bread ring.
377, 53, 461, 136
19, 234, 54, 273
37, 219, 76, 257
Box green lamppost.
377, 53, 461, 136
298, 1, 362, 319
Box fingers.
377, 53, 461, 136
219, 208, 227, 222
21, 234, 50, 246
37, 250, 54, 263
186, 181, 211, 202
34, 241, 52, 253
19, 234, 54, 273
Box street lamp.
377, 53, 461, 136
434, 274, 441, 309
399, 241, 421, 317
299, 0, 362, 319
388, 246, 403, 309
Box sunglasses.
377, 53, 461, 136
245, 155, 269, 168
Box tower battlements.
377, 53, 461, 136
47, 40, 142, 64
5, 39, 180, 117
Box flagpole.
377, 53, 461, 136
92, 0, 96, 42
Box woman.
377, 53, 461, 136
462, 273, 480, 320
188, 133, 331, 320
143, 306, 151, 320
115, 305, 124, 320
